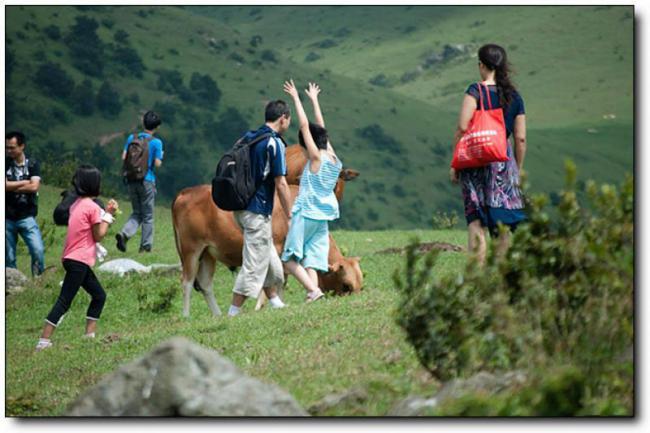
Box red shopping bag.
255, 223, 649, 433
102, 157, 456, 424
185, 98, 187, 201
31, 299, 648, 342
451, 82, 509, 169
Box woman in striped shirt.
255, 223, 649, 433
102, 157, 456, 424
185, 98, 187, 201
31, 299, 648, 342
282, 80, 342, 302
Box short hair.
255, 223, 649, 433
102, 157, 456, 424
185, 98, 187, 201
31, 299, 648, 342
265, 100, 290, 122
143, 111, 162, 130
299, 123, 328, 150
6, 131, 26, 146
72, 164, 102, 197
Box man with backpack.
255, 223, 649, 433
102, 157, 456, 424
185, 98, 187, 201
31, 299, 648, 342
214, 100, 294, 316
115, 111, 163, 253
5, 131, 45, 276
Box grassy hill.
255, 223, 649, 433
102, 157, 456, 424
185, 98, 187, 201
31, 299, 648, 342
5, 5, 634, 230
6, 182, 468, 416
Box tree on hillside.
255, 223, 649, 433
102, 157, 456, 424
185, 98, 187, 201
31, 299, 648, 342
156, 69, 185, 94
43, 24, 61, 40
6, 49, 15, 81
215, 107, 249, 146
35, 62, 75, 99
113, 45, 145, 78
114, 29, 129, 44
96, 81, 122, 117
190, 73, 221, 109
64, 15, 105, 77
71, 79, 95, 116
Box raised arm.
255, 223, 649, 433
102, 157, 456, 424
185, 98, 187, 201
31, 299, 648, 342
284, 79, 320, 163
305, 82, 325, 128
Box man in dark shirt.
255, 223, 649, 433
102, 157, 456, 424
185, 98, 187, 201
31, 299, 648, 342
5, 131, 45, 276
227, 100, 294, 316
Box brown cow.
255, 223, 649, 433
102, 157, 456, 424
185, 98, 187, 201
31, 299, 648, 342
172, 147, 360, 317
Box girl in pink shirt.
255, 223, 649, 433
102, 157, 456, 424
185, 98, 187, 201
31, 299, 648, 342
36, 165, 118, 351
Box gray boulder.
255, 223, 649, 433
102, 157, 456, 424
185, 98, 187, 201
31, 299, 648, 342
388, 370, 527, 416
66, 337, 307, 417
5, 268, 29, 296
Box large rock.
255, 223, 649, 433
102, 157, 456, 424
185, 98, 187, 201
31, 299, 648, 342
66, 337, 308, 416
388, 370, 527, 416
5, 267, 29, 296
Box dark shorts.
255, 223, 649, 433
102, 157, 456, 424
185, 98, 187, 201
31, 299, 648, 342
466, 207, 526, 237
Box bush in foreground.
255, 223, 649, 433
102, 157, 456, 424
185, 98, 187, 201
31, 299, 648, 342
394, 161, 633, 415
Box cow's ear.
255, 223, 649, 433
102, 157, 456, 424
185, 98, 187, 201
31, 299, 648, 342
328, 262, 342, 273
349, 256, 361, 263
340, 169, 360, 181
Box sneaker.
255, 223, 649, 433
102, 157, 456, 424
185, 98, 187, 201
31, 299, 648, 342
35, 339, 52, 352
306, 289, 325, 303
269, 296, 286, 309
83, 333, 96, 339
115, 233, 127, 252
139, 246, 151, 253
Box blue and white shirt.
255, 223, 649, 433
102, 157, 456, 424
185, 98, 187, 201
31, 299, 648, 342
246, 125, 287, 216
292, 152, 342, 221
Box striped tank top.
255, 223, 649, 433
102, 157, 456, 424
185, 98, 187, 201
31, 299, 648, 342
292, 152, 343, 221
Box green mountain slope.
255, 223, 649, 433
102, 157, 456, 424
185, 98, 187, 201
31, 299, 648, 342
5, 5, 633, 230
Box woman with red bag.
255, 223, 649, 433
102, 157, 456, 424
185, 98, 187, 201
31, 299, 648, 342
450, 44, 527, 264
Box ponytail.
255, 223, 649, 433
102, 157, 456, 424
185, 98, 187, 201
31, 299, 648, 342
478, 44, 516, 107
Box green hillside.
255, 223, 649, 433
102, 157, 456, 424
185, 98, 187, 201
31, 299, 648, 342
5, 5, 634, 230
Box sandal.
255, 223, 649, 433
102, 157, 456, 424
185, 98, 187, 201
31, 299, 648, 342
306, 290, 325, 303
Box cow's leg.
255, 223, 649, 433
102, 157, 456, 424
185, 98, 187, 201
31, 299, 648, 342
181, 249, 201, 318
254, 291, 267, 311
196, 251, 221, 316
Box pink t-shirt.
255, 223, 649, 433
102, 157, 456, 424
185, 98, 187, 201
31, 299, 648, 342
62, 198, 102, 267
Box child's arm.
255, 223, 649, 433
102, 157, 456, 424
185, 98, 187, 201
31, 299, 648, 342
92, 200, 118, 242
305, 82, 325, 128
284, 79, 320, 163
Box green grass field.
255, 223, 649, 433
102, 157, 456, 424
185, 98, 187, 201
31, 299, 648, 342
6, 183, 468, 416
5, 5, 634, 230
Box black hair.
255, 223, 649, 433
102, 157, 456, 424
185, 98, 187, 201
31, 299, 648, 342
298, 123, 329, 150
72, 164, 102, 197
478, 44, 516, 107
143, 111, 162, 131
265, 100, 291, 122
6, 131, 26, 146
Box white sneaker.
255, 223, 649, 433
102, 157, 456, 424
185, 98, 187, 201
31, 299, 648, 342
269, 296, 286, 309
35, 339, 52, 352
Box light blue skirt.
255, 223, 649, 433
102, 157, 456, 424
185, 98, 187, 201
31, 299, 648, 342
281, 211, 329, 272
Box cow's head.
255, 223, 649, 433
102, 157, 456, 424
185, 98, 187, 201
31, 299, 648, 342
320, 256, 363, 295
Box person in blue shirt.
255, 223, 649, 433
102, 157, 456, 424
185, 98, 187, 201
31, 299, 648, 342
115, 111, 164, 253
228, 99, 294, 317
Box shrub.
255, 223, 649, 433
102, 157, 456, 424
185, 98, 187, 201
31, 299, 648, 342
432, 210, 459, 230
70, 79, 95, 116
35, 62, 75, 99
113, 29, 129, 44
65, 15, 105, 77
96, 81, 122, 117
260, 49, 278, 64
190, 72, 221, 108
304, 51, 321, 62
356, 124, 404, 153
112, 45, 145, 77
395, 163, 634, 413
394, 161, 633, 414
136, 280, 178, 313
43, 25, 61, 40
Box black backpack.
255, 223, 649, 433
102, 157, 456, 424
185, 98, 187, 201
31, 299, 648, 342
211, 131, 275, 211
123, 133, 152, 182
53, 189, 105, 226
